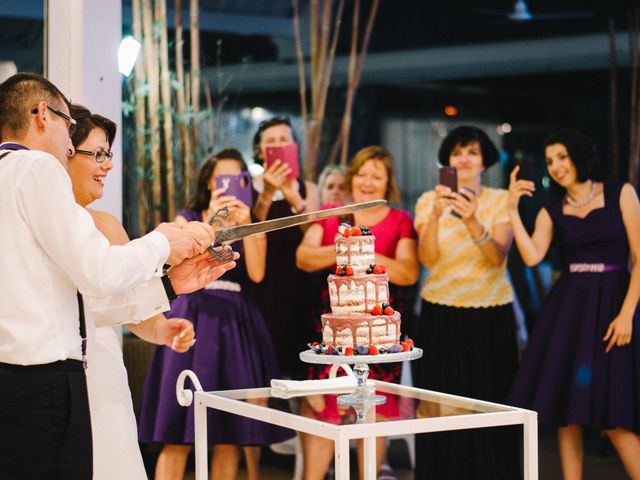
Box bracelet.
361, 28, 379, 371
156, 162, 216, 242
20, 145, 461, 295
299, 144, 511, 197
472, 225, 491, 245
152, 319, 162, 345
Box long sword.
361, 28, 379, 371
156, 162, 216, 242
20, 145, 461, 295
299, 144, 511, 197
207, 199, 386, 259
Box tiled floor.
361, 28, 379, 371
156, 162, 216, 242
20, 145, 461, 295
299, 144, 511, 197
171, 428, 628, 479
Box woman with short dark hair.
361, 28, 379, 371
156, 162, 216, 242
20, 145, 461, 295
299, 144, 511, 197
507, 130, 640, 479
413, 125, 520, 479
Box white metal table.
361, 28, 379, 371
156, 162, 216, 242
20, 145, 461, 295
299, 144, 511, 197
176, 370, 538, 479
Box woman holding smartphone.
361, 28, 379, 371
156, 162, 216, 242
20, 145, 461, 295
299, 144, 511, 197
413, 125, 519, 479
507, 130, 640, 479
138, 148, 293, 480
250, 116, 319, 380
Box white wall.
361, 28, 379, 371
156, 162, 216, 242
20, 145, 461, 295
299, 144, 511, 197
47, 0, 123, 220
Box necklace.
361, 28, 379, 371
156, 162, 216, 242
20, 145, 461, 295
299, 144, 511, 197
565, 181, 596, 208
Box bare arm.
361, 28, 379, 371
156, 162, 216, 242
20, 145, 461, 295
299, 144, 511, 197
603, 183, 640, 351
376, 237, 419, 286
296, 223, 335, 272
506, 166, 554, 266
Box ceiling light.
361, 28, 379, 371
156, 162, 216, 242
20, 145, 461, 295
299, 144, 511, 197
444, 105, 458, 117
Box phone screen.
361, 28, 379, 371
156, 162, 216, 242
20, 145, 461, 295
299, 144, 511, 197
439, 166, 458, 192
265, 144, 300, 180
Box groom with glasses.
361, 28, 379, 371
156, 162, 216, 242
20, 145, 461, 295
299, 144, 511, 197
0, 72, 237, 479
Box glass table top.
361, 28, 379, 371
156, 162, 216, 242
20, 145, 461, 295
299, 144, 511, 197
206, 381, 515, 426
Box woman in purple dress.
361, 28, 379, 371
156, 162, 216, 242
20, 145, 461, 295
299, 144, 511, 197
507, 130, 640, 479
138, 148, 293, 480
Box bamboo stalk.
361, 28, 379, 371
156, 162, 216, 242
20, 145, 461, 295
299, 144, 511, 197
293, 0, 308, 129
158, 0, 175, 220
175, 0, 191, 206
132, 0, 149, 234
188, 0, 200, 197
142, 0, 161, 225
339, 0, 378, 165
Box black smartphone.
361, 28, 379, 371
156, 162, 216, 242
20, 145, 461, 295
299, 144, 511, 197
439, 166, 458, 192
516, 159, 534, 181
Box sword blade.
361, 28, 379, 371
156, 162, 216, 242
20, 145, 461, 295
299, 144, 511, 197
212, 200, 386, 244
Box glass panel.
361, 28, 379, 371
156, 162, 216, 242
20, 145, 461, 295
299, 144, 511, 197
210, 383, 512, 427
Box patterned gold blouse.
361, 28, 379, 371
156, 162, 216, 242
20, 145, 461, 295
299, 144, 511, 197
414, 187, 513, 308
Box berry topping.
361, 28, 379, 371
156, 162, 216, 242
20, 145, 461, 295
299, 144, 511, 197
343, 228, 353, 237
371, 304, 382, 315
339, 266, 347, 276
344, 347, 354, 356
373, 264, 384, 275
386, 344, 403, 353
406, 338, 414, 349
368, 345, 379, 355
401, 342, 409, 352
335, 266, 343, 275
338, 223, 352, 235
355, 345, 370, 355
366, 266, 374, 274
326, 344, 335, 354
351, 227, 362, 236
345, 266, 354, 276
384, 306, 394, 316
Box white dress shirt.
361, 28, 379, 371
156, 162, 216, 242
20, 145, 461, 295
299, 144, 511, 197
0, 148, 171, 365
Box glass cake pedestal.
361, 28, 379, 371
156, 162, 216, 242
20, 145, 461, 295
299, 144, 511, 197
299, 348, 423, 412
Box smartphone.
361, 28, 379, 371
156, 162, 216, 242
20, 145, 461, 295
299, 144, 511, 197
439, 166, 458, 192
215, 171, 253, 207
265, 144, 300, 180
439, 166, 461, 218
516, 159, 534, 181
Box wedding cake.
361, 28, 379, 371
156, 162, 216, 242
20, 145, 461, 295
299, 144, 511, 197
310, 224, 413, 355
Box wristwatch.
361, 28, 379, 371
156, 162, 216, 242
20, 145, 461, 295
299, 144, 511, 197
161, 267, 178, 301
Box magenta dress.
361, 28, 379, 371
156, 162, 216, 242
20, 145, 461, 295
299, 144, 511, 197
308, 205, 417, 419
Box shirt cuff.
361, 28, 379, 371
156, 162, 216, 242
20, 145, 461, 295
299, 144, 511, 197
133, 277, 171, 321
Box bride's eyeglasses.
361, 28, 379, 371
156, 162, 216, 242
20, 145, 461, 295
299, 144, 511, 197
75, 149, 113, 164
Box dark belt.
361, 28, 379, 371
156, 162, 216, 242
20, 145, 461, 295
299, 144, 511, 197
0, 359, 85, 373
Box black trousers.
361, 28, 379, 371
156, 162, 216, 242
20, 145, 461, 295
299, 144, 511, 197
0, 360, 93, 480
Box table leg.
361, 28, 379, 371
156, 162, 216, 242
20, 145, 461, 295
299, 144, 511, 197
363, 436, 376, 479
194, 396, 208, 479
523, 411, 539, 480
334, 432, 350, 480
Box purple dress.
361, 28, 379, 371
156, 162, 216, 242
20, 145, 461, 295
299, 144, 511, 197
137, 209, 293, 445
508, 182, 640, 429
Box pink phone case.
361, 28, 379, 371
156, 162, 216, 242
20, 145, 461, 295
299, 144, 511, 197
265, 144, 299, 180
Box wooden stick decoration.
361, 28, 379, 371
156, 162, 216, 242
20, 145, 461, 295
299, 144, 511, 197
132, 0, 149, 234
175, 0, 191, 206
142, 0, 161, 226
188, 0, 200, 198
158, 0, 176, 219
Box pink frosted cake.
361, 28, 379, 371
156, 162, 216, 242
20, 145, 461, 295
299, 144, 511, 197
310, 224, 413, 355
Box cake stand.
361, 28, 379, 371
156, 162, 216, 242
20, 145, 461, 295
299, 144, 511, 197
299, 348, 423, 409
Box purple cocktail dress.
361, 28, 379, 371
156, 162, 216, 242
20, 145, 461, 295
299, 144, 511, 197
508, 182, 640, 430
138, 209, 293, 446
